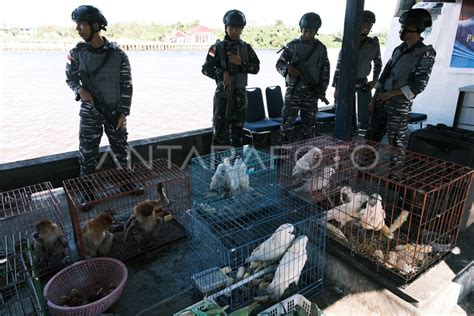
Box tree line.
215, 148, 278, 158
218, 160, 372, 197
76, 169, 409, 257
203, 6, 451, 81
2, 21, 387, 49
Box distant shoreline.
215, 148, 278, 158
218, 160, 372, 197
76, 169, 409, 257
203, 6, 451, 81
0, 39, 211, 51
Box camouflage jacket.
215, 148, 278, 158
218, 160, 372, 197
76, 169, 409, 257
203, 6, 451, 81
332, 36, 382, 87
276, 37, 330, 94
376, 38, 436, 101
201, 35, 260, 86
66, 37, 133, 116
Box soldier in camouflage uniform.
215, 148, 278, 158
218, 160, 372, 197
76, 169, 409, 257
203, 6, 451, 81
332, 10, 382, 136
202, 10, 260, 147
66, 5, 133, 176
367, 8, 436, 155
276, 12, 330, 144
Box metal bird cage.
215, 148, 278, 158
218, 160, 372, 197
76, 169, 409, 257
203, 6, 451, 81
191, 147, 277, 204
0, 182, 71, 277
277, 136, 354, 203
0, 236, 44, 316
63, 159, 191, 260
186, 187, 326, 312
316, 140, 474, 284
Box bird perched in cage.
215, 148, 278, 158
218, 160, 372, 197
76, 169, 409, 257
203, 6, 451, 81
292, 147, 323, 178
326, 186, 369, 226
294, 166, 335, 193
123, 183, 170, 243
358, 193, 393, 239
209, 158, 231, 195
267, 235, 308, 301
245, 223, 296, 263
31, 219, 69, 265
81, 213, 114, 257
235, 157, 250, 192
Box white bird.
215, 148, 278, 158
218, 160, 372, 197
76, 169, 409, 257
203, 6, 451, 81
292, 147, 322, 178
359, 193, 393, 239
327, 187, 369, 226
245, 223, 295, 263
358, 193, 385, 231
237, 159, 250, 191
267, 235, 308, 300
227, 159, 240, 193
209, 160, 229, 192
294, 166, 335, 193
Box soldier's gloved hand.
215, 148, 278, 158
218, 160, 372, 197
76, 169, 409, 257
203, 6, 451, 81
288, 65, 300, 78
116, 113, 127, 130
78, 87, 94, 105
368, 80, 377, 90
222, 71, 231, 89
227, 51, 241, 65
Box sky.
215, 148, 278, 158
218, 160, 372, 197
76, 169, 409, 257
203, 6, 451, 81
1, 0, 397, 33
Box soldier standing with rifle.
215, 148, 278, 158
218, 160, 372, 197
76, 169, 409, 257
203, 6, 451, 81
276, 12, 330, 145
66, 5, 133, 176
202, 10, 260, 147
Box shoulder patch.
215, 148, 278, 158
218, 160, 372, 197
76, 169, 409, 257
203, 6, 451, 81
208, 46, 216, 57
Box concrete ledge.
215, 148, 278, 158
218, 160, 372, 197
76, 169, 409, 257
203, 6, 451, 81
0, 128, 212, 191
324, 244, 469, 315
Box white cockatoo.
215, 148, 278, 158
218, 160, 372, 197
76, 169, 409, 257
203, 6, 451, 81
267, 235, 308, 300
327, 186, 369, 226
245, 223, 295, 263
292, 147, 323, 178
237, 159, 250, 191
209, 160, 229, 192
358, 193, 385, 230
294, 166, 335, 193
358, 193, 393, 238
227, 158, 240, 193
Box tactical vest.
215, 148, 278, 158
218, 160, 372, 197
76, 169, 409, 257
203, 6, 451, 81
357, 37, 379, 79
383, 44, 434, 92
76, 42, 122, 106
217, 39, 249, 89
286, 39, 325, 87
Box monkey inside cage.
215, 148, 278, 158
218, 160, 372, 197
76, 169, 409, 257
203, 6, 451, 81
277, 136, 354, 203
0, 235, 44, 316
0, 182, 71, 278
63, 159, 191, 260
310, 140, 473, 284
191, 146, 277, 204
186, 188, 326, 312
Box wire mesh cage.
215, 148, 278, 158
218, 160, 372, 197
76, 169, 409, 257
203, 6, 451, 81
191, 147, 277, 204
186, 187, 326, 312
63, 159, 191, 260
0, 236, 44, 316
277, 136, 354, 203
315, 140, 474, 284
0, 182, 71, 278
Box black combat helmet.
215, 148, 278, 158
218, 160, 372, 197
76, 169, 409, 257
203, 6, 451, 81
71, 5, 108, 31
223, 10, 246, 27
299, 12, 322, 31
399, 8, 432, 32
363, 10, 376, 24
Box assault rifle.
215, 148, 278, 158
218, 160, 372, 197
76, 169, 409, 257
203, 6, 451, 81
74, 69, 118, 128
279, 45, 329, 105
216, 43, 238, 135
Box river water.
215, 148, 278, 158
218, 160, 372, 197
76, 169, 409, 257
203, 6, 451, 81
0, 49, 342, 164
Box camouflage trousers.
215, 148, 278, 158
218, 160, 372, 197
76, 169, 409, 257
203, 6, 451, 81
212, 87, 247, 147
79, 103, 129, 176
279, 86, 318, 144
366, 98, 411, 168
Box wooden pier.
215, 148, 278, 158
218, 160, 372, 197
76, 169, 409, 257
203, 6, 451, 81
0, 39, 209, 51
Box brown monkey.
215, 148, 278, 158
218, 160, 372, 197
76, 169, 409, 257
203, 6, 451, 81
81, 213, 114, 257
32, 219, 69, 265
123, 183, 169, 242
